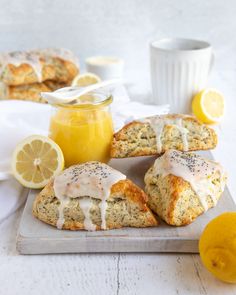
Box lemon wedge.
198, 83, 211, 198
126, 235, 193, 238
192, 89, 225, 124
12, 135, 64, 189
71, 72, 101, 87
199, 212, 236, 283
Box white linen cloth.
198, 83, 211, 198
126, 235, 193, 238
0, 86, 169, 223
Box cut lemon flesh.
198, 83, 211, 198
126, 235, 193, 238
12, 135, 64, 189
192, 89, 225, 124
71, 72, 101, 87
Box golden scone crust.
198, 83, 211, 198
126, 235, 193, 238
144, 153, 227, 226
111, 114, 217, 158
0, 49, 79, 86
43, 80, 69, 91
0, 80, 68, 103
32, 179, 158, 230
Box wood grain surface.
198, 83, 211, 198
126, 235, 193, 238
1, 209, 236, 295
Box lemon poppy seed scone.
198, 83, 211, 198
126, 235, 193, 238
0, 48, 79, 103
33, 161, 158, 231
144, 150, 227, 226
0, 80, 68, 103
0, 48, 79, 86
111, 114, 217, 158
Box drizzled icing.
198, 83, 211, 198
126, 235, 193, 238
153, 150, 226, 211
39, 48, 80, 67
0, 51, 43, 82
78, 198, 96, 231
53, 161, 126, 230
139, 115, 189, 153
0, 48, 79, 83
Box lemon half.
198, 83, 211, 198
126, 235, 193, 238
199, 212, 236, 283
12, 135, 64, 189
71, 72, 101, 87
192, 88, 225, 124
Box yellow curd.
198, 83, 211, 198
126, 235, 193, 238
49, 93, 113, 167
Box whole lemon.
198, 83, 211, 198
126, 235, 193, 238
199, 212, 236, 283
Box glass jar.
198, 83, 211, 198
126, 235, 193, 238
49, 91, 113, 167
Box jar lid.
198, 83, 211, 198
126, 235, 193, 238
52, 90, 113, 109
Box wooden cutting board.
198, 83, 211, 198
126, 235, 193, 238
16, 151, 236, 254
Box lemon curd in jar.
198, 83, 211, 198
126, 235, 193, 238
49, 92, 113, 167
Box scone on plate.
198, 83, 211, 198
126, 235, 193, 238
111, 114, 217, 158
33, 161, 158, 231
144, 150, 227, 226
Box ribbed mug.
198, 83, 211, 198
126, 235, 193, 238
150, 38, 214, 113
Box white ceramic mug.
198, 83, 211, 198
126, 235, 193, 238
150, 38, 214, 113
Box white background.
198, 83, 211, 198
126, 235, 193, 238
0, 0, 235, 97
1, 1, 236, 294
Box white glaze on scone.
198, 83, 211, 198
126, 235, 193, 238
138, 115, 189, 153
0, 51, 43, 82
39, 48, 80, 67
0, 48, 79, 84
53, 161, 126, 230
111, 114, 218, 158
152, 150, 226, 211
